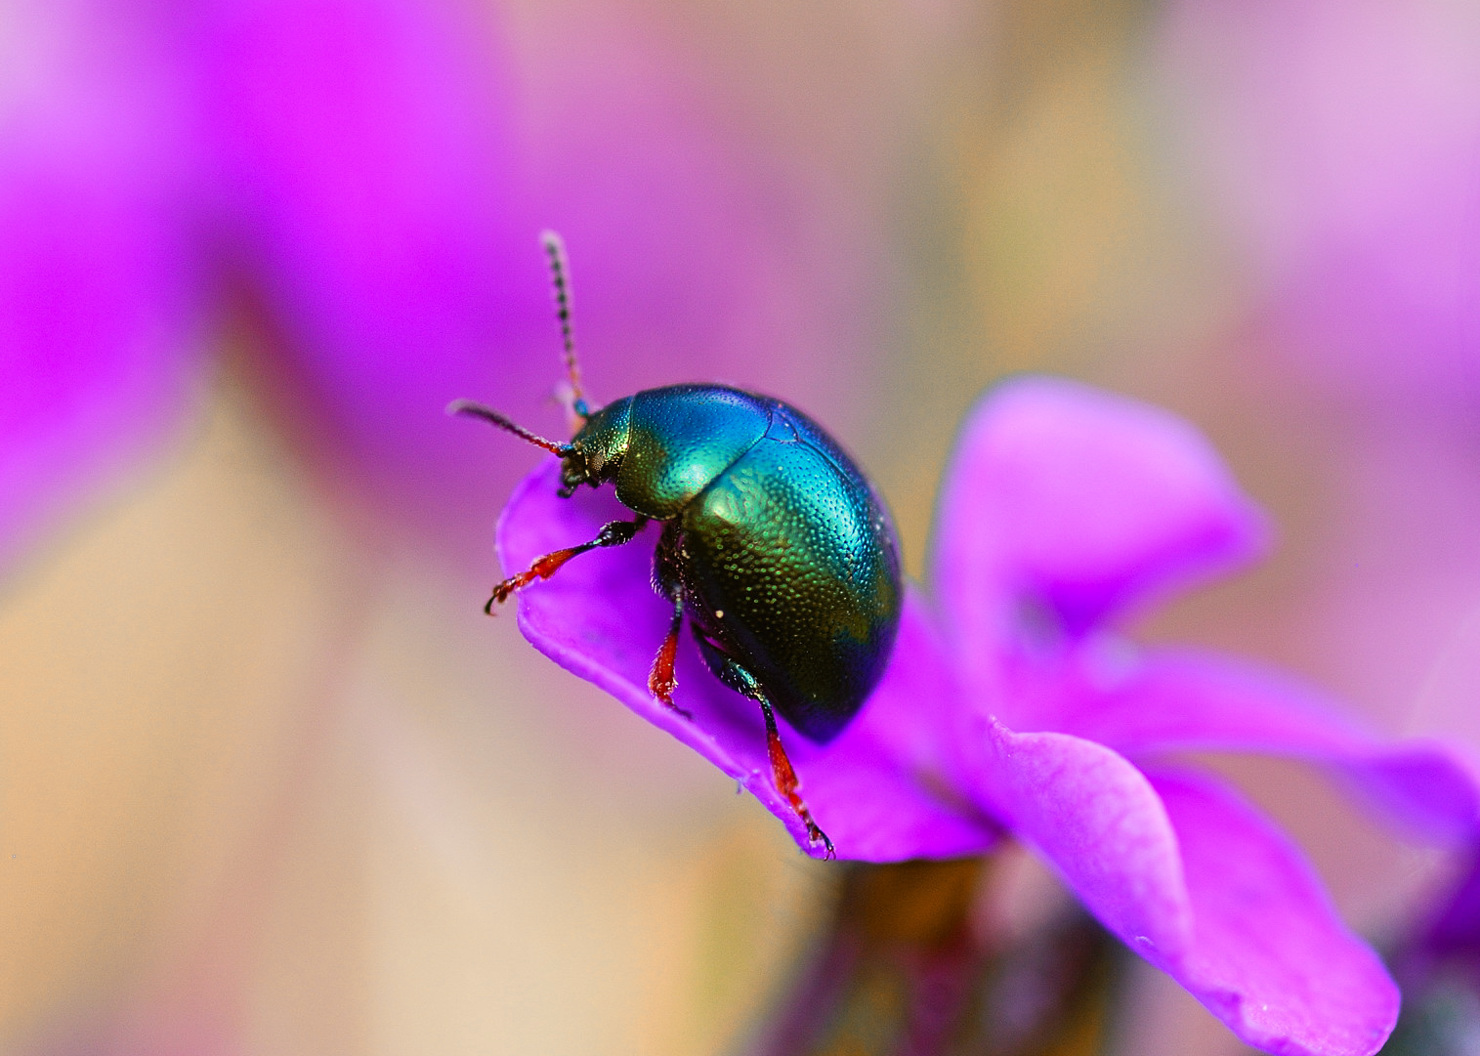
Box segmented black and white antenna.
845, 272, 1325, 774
540, 230, 589, 423
445, 399, 575, 456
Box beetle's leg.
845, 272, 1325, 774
484, 516, 647, 614
756, 692, 834, 858
646, 600, 692, 721
692, 634, 834, 859
647, 522, 692, 719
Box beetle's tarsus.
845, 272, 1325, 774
809, 823, 836, 860
648, 649, 690, 721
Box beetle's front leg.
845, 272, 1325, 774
484, 516, 647, 614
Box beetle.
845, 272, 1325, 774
451, 232, 902, 856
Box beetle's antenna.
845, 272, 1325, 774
540, 229, 590, 424
447, 399, 575, 456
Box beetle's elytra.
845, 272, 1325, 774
452, 233, 903, 856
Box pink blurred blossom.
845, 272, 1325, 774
0, 0, 884, 572
1161, 0, 1480, 414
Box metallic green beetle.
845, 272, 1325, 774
453, 235, 902, 856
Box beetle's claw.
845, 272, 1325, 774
806, 822, 836, 860
484, 573, 530, 613
649, 681, 693, 722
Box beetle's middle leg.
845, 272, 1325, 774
485, 516, 647, 613
692, 633, 835, 859
647, 522, 692, 720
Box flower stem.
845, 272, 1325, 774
742, 856, 1117, 1056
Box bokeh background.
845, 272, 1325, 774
3, 0, 1478, 1053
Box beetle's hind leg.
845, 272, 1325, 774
647, 523, 692, 720
484, 516, 646, 613
692, 634, 834, 859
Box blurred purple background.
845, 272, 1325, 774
2, 0, 1477, 1052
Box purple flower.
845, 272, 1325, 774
0, 0, 200, 568
0, 0, 530, 563
498, 375, 1480, 1055
0, 0, 882, 571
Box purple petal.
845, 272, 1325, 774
1147, 767, 1399, 1056
931, 377, 1269, 664
967, 720, 1397, 1052
1064, 646, 1480, 843
966, 719, 1195, 961
0, 1, 199, 573
798, 598, 1003, 861
498, 460, 997, 861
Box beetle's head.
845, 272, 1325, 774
561, 396, 634, 496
